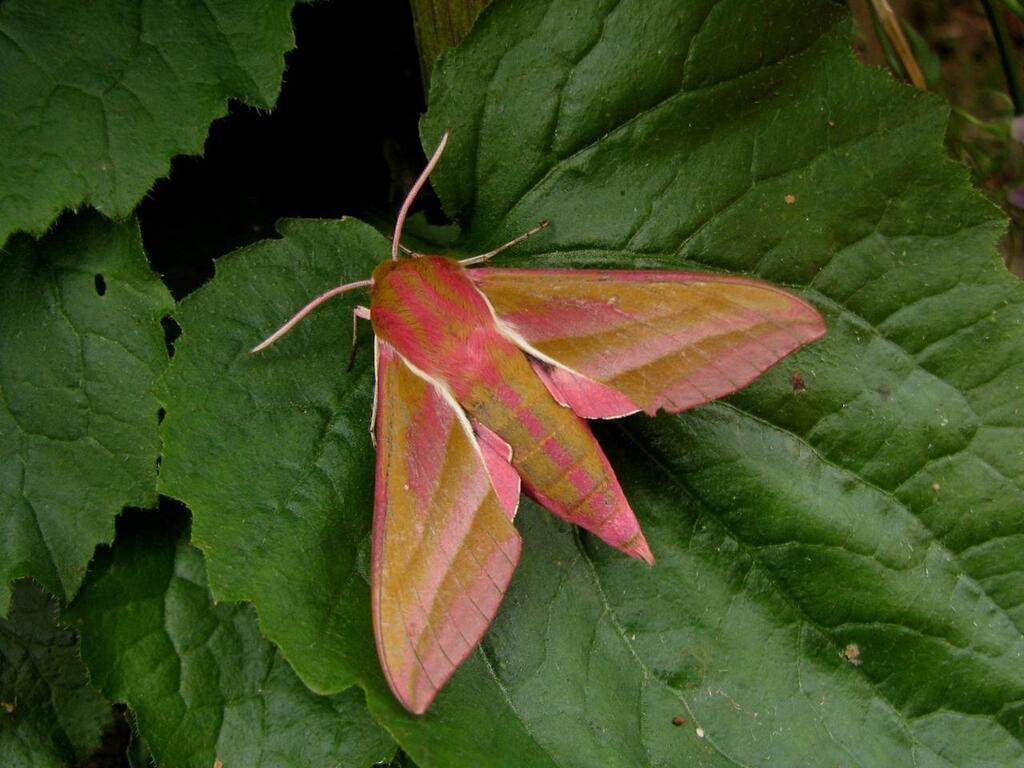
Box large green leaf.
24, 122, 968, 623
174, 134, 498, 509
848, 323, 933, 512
0, 579, 111, 768
160, 218, 382, 693
65, 509, 395, 768
160, 0, 1024, 764
0, 213, 173, 612
0, 0, 298, 247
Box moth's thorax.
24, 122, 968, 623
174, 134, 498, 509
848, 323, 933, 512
370, 255, 513, 393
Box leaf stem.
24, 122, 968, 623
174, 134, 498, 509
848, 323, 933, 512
864, 2, 907, 79
982, 0, 1024, 115
993, 0, 1024, 22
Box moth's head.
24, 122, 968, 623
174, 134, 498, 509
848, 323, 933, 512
371, 258, 399, 284
370, 254, 464, 300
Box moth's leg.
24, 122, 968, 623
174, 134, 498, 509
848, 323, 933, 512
368, 337, 379, 446
348, 305, 372, 372
459, 220, 549, 266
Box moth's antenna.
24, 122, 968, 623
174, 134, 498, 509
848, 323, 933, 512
250, 278, 373, 353
392, 131, 449, 261
252, 131, 451, 354
458, 220, 550, 266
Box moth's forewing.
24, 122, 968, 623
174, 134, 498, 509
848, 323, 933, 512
472, 268, 825, 417
371, 339, 522, 714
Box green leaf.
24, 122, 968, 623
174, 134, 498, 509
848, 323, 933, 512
65, 509, 396, 768
160, 218, 383, 694
160, 0, 1024, 765
901, 21, 941, 89
0, 579, 111, 767
0, 212, 173, 612
127, 732, 154, 768
0, 0, 298, 247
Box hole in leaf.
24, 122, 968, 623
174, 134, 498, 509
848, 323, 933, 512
157, 407, 166, 424
162, 315, 181, 357
86, 703, 132, 764
94, 274, 106, 296
136, 1, 428, 300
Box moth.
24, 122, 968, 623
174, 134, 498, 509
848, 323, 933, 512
253, 132, 826, 714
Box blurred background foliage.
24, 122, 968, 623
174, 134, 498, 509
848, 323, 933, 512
850, 0, 1024, 276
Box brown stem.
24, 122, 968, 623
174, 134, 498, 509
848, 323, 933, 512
869, 0, 927, 90
409, 0, 490, 92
